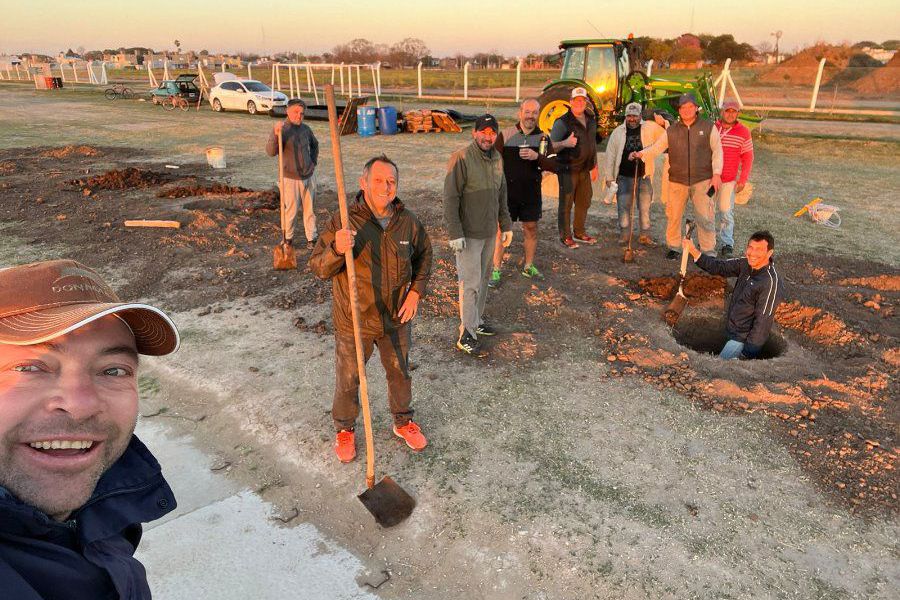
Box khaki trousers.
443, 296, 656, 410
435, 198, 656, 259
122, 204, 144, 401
281, 173, 317, 242
665, 180, 716, 253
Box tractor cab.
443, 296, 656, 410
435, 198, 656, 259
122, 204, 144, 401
539, 39, 637, 136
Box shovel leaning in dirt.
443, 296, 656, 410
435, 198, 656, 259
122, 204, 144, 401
663, 219, 697, 326
622, 159, 643, 264
325, 84, 415, 527
272, 127, 297, 270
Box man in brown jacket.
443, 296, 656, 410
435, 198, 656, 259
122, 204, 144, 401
309, 155, 432, 463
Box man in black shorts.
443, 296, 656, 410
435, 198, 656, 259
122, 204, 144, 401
489, 98, 559, 287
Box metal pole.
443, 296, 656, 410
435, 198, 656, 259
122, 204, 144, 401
288, 65, 295, 98
247, 63, 252, 79
15, 64, 20, 79
310, 67, 319, 105
718, 58, 731, 107
809, 58, 826, 113
726, 70, 743, 107
371, 65, 380, 108
356, 65, 361, 98
331, 65, 335, 85
417, 61, 422, 98
515, 57, 522, 102
646, 59, 653, 77
464, 61, 470, 100
375, 61, 381, 96
340, 63, 345, 96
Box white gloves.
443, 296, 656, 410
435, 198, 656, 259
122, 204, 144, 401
449, 238, 466, 252
500, 231, 513, 248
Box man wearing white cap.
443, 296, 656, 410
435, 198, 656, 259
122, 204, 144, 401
603, 102, 665, 245
0, 259, 179, 600
550, 87, 600, 249
715, 100, 754, 258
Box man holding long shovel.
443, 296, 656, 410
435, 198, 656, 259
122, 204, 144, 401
309, 151, 433, 464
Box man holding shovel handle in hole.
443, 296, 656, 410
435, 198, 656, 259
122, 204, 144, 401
683, 230, 784, 360
266, 98, 319, 250
310, 155, 432, 463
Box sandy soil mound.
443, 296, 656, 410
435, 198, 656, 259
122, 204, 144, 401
158, 184, 254, 198
851, 52, 900, 96
760, 44, 853, 86
775, 301, 862, 346
638, 274, 725, 299
838, 274, 900, 292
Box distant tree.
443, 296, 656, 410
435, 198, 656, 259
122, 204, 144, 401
76, 46, 86, 56
390, 37, 430, 67
174, 39, 181, 53
852, 40, 881, 49
849, 53, 884, 67
704, 34, 753, 63
881, 39, 900, 50
646, 40, 674, 64
671, 46, 702, 64
630, 36, 653, 61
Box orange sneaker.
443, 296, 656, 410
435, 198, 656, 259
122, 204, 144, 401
334, 429, 356, 463
392, 421, 427, 451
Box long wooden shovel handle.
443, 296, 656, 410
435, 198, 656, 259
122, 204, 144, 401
277, 128, 286, 240
325, 85, 376, 489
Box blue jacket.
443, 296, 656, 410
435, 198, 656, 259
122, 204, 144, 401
696, 254, 784, 357
0, 436, 176, 599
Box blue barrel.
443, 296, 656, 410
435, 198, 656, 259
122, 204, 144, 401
377, 107, 398, 135
357, 107, 377, 137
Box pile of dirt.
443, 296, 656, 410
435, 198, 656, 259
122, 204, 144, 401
158, 184, 254, 199
0, 161, 14, 175
851, 52, 900, 96
839, 274, 900, 292
638, 274, 725, 299
41, 145, 101, 159
775, 301, 863, 346
759, 44, 853, 86
69, 168, 169, 192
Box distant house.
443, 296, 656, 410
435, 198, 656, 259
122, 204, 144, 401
103, 52, 139, 68
0, 55, 23, 69
439, 57, 461, 69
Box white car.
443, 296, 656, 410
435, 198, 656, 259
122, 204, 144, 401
209, 78, 287, 115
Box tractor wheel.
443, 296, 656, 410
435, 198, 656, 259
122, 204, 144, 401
537, 85, 598, 134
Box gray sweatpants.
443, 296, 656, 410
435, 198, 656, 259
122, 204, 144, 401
281, 173, 317, 242
455, 236, 496, 338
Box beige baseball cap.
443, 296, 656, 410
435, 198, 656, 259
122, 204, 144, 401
0, 260, 179, 356
571, 87, 589, 99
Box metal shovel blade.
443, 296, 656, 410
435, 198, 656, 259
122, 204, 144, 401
358, 476, 415, 527
664, 291, 688, 326
273, 242, 297, 270
622, 247, 635, 263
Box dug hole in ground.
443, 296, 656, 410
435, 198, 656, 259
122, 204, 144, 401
0, 85, 897, 599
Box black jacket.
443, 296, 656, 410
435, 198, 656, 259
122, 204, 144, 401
309, 194, 432, 338
0, 436, 176, 600
549, 110, 598, 172
265, 121, 319, 180
696, 254, 784, 357
495, 125, 559, 205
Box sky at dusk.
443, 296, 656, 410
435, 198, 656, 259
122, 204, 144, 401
1, 0, 897, 56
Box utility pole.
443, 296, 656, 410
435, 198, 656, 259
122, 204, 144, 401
770, 30, 783, 64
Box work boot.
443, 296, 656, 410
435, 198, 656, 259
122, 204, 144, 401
488, 268, 501, 289
306, 236, 318, 251
334, 429, 356, 463
719, 245, 733, 258
456, 330, 480, 355
393, 420, 427, 451
574, 233, 598, 245
666, 249, 680, 260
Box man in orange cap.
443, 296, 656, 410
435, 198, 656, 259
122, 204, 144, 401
0, 259, 180, 600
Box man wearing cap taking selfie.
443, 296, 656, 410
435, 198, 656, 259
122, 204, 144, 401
714, 100, 754, 258
0, 260, 179, 600
550, 87, 600, 249
632, 93, 723, 259
443, 114, 512, 356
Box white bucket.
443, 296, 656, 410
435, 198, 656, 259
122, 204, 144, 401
205, 147, 226, 169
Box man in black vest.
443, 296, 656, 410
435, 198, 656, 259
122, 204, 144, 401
550, 87, 600, 249
634, 93, 723, 259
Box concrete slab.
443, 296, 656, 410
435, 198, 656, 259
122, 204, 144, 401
135, 419, 241, 529
137, 491, 379, 600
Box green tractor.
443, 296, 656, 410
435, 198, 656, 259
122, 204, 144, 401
537, 38, 729, 139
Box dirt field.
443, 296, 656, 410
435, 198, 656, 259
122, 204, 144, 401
1, 85, 898, 599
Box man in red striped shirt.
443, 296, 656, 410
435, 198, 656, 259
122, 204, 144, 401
715, 100, 754, 257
